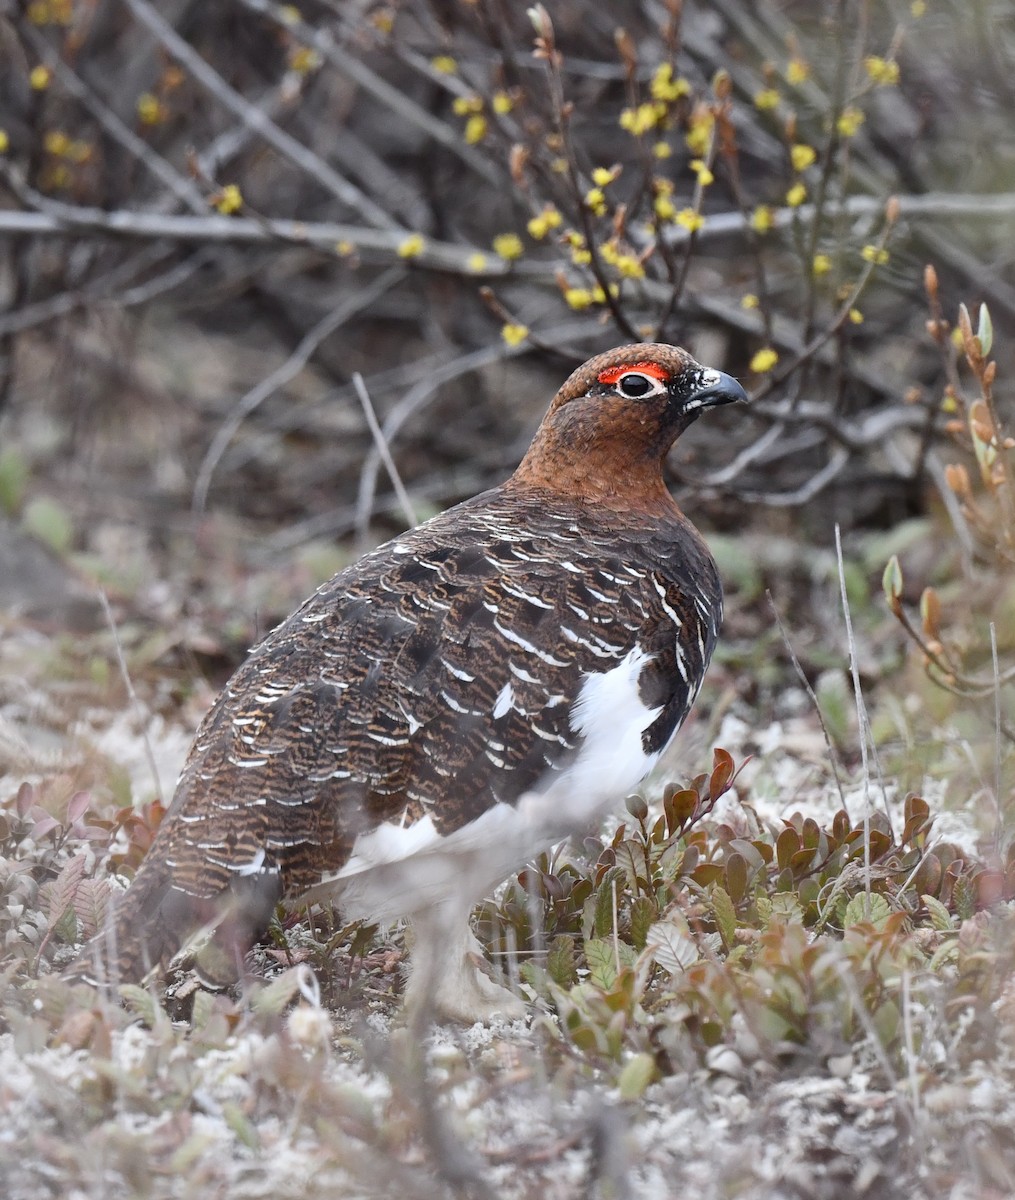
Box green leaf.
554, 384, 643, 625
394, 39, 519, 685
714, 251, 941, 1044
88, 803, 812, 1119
816, 670, 852, 748
0, 449, 28, 516
921, 894, 954, 932
250, 966, 304, 1016
190, 988, 218, 1032
22, 496, 73, 556
872, 998, 900, 1047
592, 866, 624, 938
882, 554, 903, 604
769, 892, 805, 924
617, 1052, 656, 1100
977, 302, 993, 356
118, 983, 161, 1028
223, 1101, 260, 1150
953, 874, 977, 921
546, 934, 577, 987
629, 896, 655, 950
711, 885, 737, 948
644, 916, 698, 974
585, 937, 619, 991
843, 891, 892, 929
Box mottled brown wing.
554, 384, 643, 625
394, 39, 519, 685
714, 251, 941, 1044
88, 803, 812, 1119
161, 498, 715, 886
82, 494, 718, 983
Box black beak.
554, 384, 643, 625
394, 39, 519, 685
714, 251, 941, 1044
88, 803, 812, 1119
686, 369, 749, 412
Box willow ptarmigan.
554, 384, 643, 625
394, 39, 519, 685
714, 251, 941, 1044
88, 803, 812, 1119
78, 343, 746, 1022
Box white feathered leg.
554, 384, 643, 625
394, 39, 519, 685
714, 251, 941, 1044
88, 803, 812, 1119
404, 901, 525, 1024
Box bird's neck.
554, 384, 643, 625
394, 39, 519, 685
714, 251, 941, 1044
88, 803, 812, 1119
508, 435, 680, 518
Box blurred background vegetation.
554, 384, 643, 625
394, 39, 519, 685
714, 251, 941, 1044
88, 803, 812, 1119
2, 3, 1015, 1196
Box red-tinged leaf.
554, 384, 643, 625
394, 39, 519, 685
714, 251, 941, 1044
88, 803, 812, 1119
729, 838, 767, 872
517, 868, 539, 893
16, 781, 34, 818
73, 879, 113, 940
691, 863, 724, 887
56, 1010, 100, 1051
680, 844, 699, 877
920, 588, 942, 641
832, 810, 851, 841
905, 793, 930, 822
625, 793, 648, 821
869, 830, 892, 860
976, 871, 1007, 908
754, 840, 774, 865
776, 828, 800, 871
67, 790, 92, 825
939, 860, 965, 908
31, 815, 61, 841
791, 847, 817, 873
45, 852, 89, 927
665, 788, 699, 832
81, 824, 114, 842
709, 748, 735, 798
542, 872, 565, 902
724, 852, 748, 905
801, 818, 820, 850
913, 853, 943, 898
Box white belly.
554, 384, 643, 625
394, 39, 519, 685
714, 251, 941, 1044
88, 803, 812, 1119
310, 645, 667, 923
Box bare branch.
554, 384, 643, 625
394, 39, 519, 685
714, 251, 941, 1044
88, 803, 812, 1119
192, 267, 407, 513
239, 0, 506, 189
120, 0, 404, 231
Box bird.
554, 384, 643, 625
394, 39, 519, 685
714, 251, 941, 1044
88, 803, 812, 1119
74, 342, 747, 1022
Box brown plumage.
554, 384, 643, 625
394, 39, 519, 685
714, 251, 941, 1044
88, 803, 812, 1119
74, 343, 746, 1021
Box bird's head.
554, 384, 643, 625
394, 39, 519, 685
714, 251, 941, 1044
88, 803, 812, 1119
511, 343, 747, 512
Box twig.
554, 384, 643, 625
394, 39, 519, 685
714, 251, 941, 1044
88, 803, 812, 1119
192, 267, 405, 512
351, 316, 605, 549
832, 957, 907, 1106
733, 446, 849, 506
0, 244, 203, 337
241, 0, 505, 188
901, 968, 922, 1120
834, 524, 872, 915
97, 590, 164, 805
5, 183, 1015, 265
530, 10, 641, 341
352, 372, 418, 532
120, 0, 403, 231
19, 25, 209, 214
0, 182, 510, 274
766, 591, 848, 808
991, 621, 1003, 854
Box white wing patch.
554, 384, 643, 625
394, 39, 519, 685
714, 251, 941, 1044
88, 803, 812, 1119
565, 644, 663, 803
308, 645, 671, 924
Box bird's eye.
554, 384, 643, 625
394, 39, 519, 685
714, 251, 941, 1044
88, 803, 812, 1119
616, 372, 657, 398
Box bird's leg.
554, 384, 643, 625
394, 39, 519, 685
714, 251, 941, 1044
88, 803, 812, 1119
404, 901, 526, 1024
